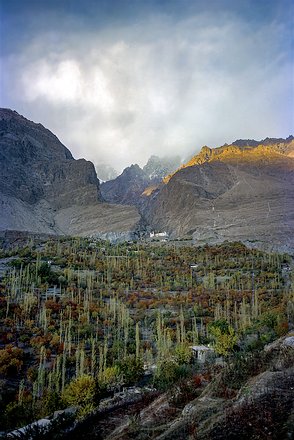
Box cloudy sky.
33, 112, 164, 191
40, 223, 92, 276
1, 0, 293, 172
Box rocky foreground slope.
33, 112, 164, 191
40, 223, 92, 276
0, 109, 140, 238
60, 334, 294, 439
142, 137, 294, 252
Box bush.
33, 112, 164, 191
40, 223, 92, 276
154, 359, 190, 390
61, 375, 98, 416
3, 398, 34, 430
0, 346, 23, 376
208, 319, 237, 356
100, 365, 122, 390
116, 355, 144, 385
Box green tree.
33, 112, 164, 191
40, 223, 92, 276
116, 355, 143, 385
208, 319, 237, 356
61, 375, 98, 416
174, 343, 192, 365
100, 365, 122, 391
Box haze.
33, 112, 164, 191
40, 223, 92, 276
1, 0, 293, 172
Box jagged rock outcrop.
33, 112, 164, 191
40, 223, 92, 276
143, 155, 181, 180
101, 164, 150, 205
0, 109, 140, 236
142, 137, 294, 252
101, 155, 181, 206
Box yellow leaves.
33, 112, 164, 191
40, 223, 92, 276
209, 320, 237, 356
100, 365, 121, 389
174, 343, 192, 365
62, 374, 96, 409
0, 346, 23, 376
211, 325, 237, 356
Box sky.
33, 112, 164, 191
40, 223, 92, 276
0, 0, 293, 172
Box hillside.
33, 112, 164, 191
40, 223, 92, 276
100, 156, 181, 206
142, 138, 294, 252
0, 109, 140, 238
91, 334, 294, 440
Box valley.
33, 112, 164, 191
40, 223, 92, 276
0, 236, 293, 438
1, 0, 293, 437
0, 109, 293, 438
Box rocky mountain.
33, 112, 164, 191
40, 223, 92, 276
0, 109, 140, 238
100, 164, 150, 205
142, 137, 294, 252
1, 109, 293, 251
100, 155, 181, 206
143, 154, 181, 180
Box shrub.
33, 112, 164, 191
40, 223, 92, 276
61, 375, 98, 416
116, 355, 144, 385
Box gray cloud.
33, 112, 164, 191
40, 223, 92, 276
1, 8, 293, 172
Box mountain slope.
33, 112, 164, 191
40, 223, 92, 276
142, 138, 294, 252
0, 109, 140, 237
143, 154, 181, 180
100, 155, 181, 206
100, 164, 150, 205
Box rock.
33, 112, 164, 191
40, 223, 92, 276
101, 164, 150, 206
0, 109, 140, 237
101, 155, 181, 206
284, 337, 294, 348
142, 138, 294, 252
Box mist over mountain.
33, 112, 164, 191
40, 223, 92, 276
95, 164, 118, 182
2, 0, 292, 172
143, 155, 181, 180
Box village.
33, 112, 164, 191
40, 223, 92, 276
0, 236, 292, 438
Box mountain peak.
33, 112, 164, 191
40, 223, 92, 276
0, 107, 101, 209
163, 136, 294, 184
100, 155, 181, 206
143, 137, 294, 252
0, 108, 140, 236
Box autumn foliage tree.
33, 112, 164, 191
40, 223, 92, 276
61, 375, 98, 417
208, 319, 237, 356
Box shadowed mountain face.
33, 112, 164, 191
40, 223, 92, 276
142, 139, 294, 252
101, 164, 150, 205
0, 109, 140, 237
100, 155, 181, 206
0, 109, 102, 209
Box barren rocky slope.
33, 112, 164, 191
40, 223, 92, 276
101, 164, 150, 206
0, 109, 140, 237
100, 156, 181, 206
142, 138, 294, 252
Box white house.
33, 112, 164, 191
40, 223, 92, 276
190, 345, 214, 363
150, 231, 169, 238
